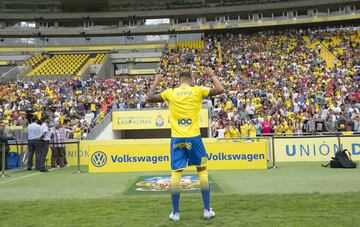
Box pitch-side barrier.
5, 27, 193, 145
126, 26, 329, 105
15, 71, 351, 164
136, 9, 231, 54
1, 133, 359, 176
1, 140, 81, 179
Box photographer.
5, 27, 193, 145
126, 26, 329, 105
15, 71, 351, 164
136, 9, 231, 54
0, 123, 14, 170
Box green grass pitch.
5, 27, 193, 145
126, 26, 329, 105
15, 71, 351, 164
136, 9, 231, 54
0, 162, 359, 226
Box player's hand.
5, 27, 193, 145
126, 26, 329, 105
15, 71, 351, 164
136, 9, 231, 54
204, 67, 214, 76
154, 73, 163, 84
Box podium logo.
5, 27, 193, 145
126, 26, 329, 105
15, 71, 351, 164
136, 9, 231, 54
91, 151, 107, 167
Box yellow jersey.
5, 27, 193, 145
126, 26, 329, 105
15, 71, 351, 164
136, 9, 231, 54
34, 111, 42, 120
224, 128, 231, 138
274, 125, 283, 136
225, 100, 232, 111
90, 103, 96, 112
161, 84, 210, 138
240, 124, 249, 137
4, 109, 12, 120
284, 126, 294, 136
249, 125, 257, 138
287, 111, 295, 122
230, 127, 240, 138
73, 126, 81, 139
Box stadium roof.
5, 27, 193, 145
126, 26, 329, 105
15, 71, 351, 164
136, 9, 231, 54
0, 0, 357, 13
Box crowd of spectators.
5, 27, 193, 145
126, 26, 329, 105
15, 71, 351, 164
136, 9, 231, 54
0, 27, 359, 139
0, 80, 116, 139
156, 28, 360, 138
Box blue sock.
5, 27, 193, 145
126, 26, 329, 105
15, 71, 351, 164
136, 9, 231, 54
201, 189, 210, 211
171, 193, 180, 213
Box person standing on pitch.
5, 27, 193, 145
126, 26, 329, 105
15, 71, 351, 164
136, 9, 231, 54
27, 117, 43, 171
0, 122, 14, 170
50, 121, 68, 168
146, 67, 224, 221
39, 117, 51, 172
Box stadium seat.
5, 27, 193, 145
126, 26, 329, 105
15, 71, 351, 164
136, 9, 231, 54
27, 54, 91, 77
88, 53, 108, 65
23, 54, 47, 68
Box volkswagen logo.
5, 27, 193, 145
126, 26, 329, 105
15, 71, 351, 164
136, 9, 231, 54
91, 151, 107, 167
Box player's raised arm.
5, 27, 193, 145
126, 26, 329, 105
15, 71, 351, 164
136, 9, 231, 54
146, 73, 165, 103
204, 67, 224, 96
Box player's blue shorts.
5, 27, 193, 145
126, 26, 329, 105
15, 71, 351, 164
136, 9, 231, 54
170, 135, 208, 170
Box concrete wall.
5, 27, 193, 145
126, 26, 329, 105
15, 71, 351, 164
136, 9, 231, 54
0, 66, 31, 81
80, 66, 92, 80
95, 122, 119, 140
0, 0, 356, 20
91, 55, 112, 79
111, 52, 163, 59
0, 55, 29, 61
0, 36, 165, 46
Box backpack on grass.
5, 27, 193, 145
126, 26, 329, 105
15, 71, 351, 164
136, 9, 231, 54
322, 149, 357, 168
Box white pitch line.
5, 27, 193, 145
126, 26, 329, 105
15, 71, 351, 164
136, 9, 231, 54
0, 172, 41, 185
6, 168, 26, 173
0, 168, 60, 185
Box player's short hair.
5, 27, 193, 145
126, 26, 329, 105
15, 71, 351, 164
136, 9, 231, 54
179, 72, 191, 80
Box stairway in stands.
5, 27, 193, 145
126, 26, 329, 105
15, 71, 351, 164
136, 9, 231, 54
302, 36, 337, 69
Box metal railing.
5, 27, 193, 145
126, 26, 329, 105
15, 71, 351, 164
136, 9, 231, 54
1, 132, 358, 177
259, 131, 360, 137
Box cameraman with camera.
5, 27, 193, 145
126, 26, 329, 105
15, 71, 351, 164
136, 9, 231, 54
0, 122, 14, 170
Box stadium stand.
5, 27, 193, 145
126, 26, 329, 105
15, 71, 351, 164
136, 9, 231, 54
23, 54, 47, 68
1, 1, 360, 225
151, 29, 359, 137
176, 40, 205, 50
27, 54, 90, 77
0, 27, 359, 139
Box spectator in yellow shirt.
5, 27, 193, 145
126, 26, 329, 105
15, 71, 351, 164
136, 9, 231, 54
273, 121, 283, 136
239, 119, 249, 137
72, 123, 82, 139
284, 120, 295, 136
229, 124, 240, 138
224, 123, 231, 138
248, 121, 257, 138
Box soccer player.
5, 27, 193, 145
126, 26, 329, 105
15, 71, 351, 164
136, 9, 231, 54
146, 67, 224, 221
